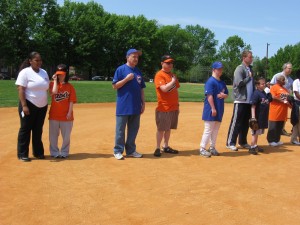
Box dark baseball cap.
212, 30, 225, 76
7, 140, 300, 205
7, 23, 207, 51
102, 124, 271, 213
161, 55, 174, 63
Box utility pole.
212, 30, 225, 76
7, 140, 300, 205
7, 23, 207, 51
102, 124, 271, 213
266, 43, 270, 77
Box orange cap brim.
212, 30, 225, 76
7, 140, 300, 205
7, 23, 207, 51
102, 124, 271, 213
56, 71, 66, 76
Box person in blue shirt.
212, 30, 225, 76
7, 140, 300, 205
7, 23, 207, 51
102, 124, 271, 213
249, 77, 272, 154
199, 61, 228, 157
112, 49, 146, 160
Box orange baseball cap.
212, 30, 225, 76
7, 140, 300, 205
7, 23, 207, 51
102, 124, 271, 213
56, 71, 66, 76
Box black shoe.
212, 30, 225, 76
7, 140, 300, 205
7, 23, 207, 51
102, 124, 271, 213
257, 146, 264, 152
18, 156, 31, 162
35, 155, 45, 159
154, 148, 161, 157
162, 146, 179, 154
61, 155, 68, 159
281, 129, 291, 136
248, 148, 258, 155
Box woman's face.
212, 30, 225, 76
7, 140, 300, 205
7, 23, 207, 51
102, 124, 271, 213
29, 54, 42, 70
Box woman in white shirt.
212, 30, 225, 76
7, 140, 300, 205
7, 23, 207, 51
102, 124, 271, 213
15, 52, 49, 162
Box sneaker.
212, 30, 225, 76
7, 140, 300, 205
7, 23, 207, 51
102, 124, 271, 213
277, 141, 284, 145
226, 145, 238, 151
239, 143, 251, 149
153, 148, 161, 157
61, 155, 68, 159
269, 142, 279, 147
257, 146, 264, 152
248, 147, 258, 155
281, 129, 291, 136
291, 141, 300, 145
162, 146, 179, 154
114, 153, 124, 160
126, 151, 143, 158
208, 147, 220, 156
199, 148, 211, 158
18, 156, 31, 162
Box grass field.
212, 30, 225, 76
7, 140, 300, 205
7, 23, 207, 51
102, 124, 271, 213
0, 80, 233, 107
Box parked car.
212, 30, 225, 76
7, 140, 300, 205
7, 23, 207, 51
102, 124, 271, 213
92, 76, 105, 81
0, 73, 11, 80
69, 75, 82, 81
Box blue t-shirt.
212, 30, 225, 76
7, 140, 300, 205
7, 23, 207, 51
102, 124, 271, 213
250, 89, 272, 129
202, 76, 228, 122
112, 64, 146, 115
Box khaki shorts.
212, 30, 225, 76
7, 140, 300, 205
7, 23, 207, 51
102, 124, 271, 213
155, 110, 179, 131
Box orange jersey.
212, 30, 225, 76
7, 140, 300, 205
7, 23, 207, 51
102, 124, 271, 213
269, 84, 289, 121
154, 70, 180, 112
49, 82, 77, 121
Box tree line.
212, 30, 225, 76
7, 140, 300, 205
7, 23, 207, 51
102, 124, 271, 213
0, 0, 299, 83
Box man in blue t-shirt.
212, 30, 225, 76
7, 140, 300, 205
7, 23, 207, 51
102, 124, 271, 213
112, 49, 146, 160
199, 61, 228, 157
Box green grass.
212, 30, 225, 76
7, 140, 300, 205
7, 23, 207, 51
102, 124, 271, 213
0, 80, 233, 107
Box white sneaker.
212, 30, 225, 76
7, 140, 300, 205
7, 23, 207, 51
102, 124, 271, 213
277, 141, 284, 145
291, 141, 300, 145
269, 142, 279, 147
114, 153, 124, 160
226, 145, 238, 151
208, 147, 220, 156
126, 151, 143, 158
199, 148, 211, 158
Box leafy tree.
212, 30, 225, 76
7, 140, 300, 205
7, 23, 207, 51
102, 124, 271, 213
0, 0, 58, 76
217, 35, 251, 83
185, 25, 218, 66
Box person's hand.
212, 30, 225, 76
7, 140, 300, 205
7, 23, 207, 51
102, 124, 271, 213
217, 92, 227, 99
52, 74, 57, 80
66, 112, 72, 120
126, 73, 134, 81
211, 108, 217, 117
22, 105, 30, 115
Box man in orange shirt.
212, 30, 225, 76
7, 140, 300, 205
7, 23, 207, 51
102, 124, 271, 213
153, 55, 180, 157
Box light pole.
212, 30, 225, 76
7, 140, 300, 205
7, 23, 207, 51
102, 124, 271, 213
266, 43, 270, 77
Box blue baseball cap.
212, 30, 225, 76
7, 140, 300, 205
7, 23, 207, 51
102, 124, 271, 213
126, 49, 142, 57
212, 61, 223, 69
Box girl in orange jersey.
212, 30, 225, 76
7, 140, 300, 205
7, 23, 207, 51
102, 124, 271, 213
49, 64, 77, 158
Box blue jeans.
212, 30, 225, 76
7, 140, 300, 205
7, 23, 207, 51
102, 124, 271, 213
114, 115, 140, 155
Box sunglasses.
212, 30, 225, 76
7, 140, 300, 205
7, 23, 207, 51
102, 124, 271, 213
165, 62, 173, 65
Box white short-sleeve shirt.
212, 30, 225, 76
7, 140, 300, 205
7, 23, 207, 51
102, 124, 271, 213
15, 67, 49, 107
293, 79, 300, 101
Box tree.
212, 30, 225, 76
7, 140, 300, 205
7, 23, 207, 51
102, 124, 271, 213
217, 35, 251, 83
185, 25, 218, 66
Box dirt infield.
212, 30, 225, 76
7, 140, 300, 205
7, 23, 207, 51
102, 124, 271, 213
0, 102, 299, 225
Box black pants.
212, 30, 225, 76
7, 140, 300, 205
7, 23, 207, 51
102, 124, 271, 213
267, 121, 284, 143
226, 103, 251, 146
17, 100, 48, 158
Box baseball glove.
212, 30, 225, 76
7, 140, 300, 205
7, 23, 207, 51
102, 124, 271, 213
249, 118, 259, 131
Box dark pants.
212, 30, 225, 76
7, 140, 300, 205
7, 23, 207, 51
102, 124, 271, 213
226, 103, 251, 146
17, 100, 48, 158
267, 121, 284, 143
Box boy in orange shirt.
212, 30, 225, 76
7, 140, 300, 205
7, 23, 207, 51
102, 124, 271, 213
49, 64, 77, 158
153, 55, 180, 157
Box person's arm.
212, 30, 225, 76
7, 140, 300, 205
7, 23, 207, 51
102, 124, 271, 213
141, 89, 145, 114
234, 66, 252, 88
159, 76, 176, 92
50, 75, 58, 95
17, 85, 29, 115
251, 104, 256, 118
207, 94, 217, 117
112, 73, 134, 90
294, 91, 300, 100
66, 102, 74, 120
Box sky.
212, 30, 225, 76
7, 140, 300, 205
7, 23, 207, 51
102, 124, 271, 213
57, 0, 300, 59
